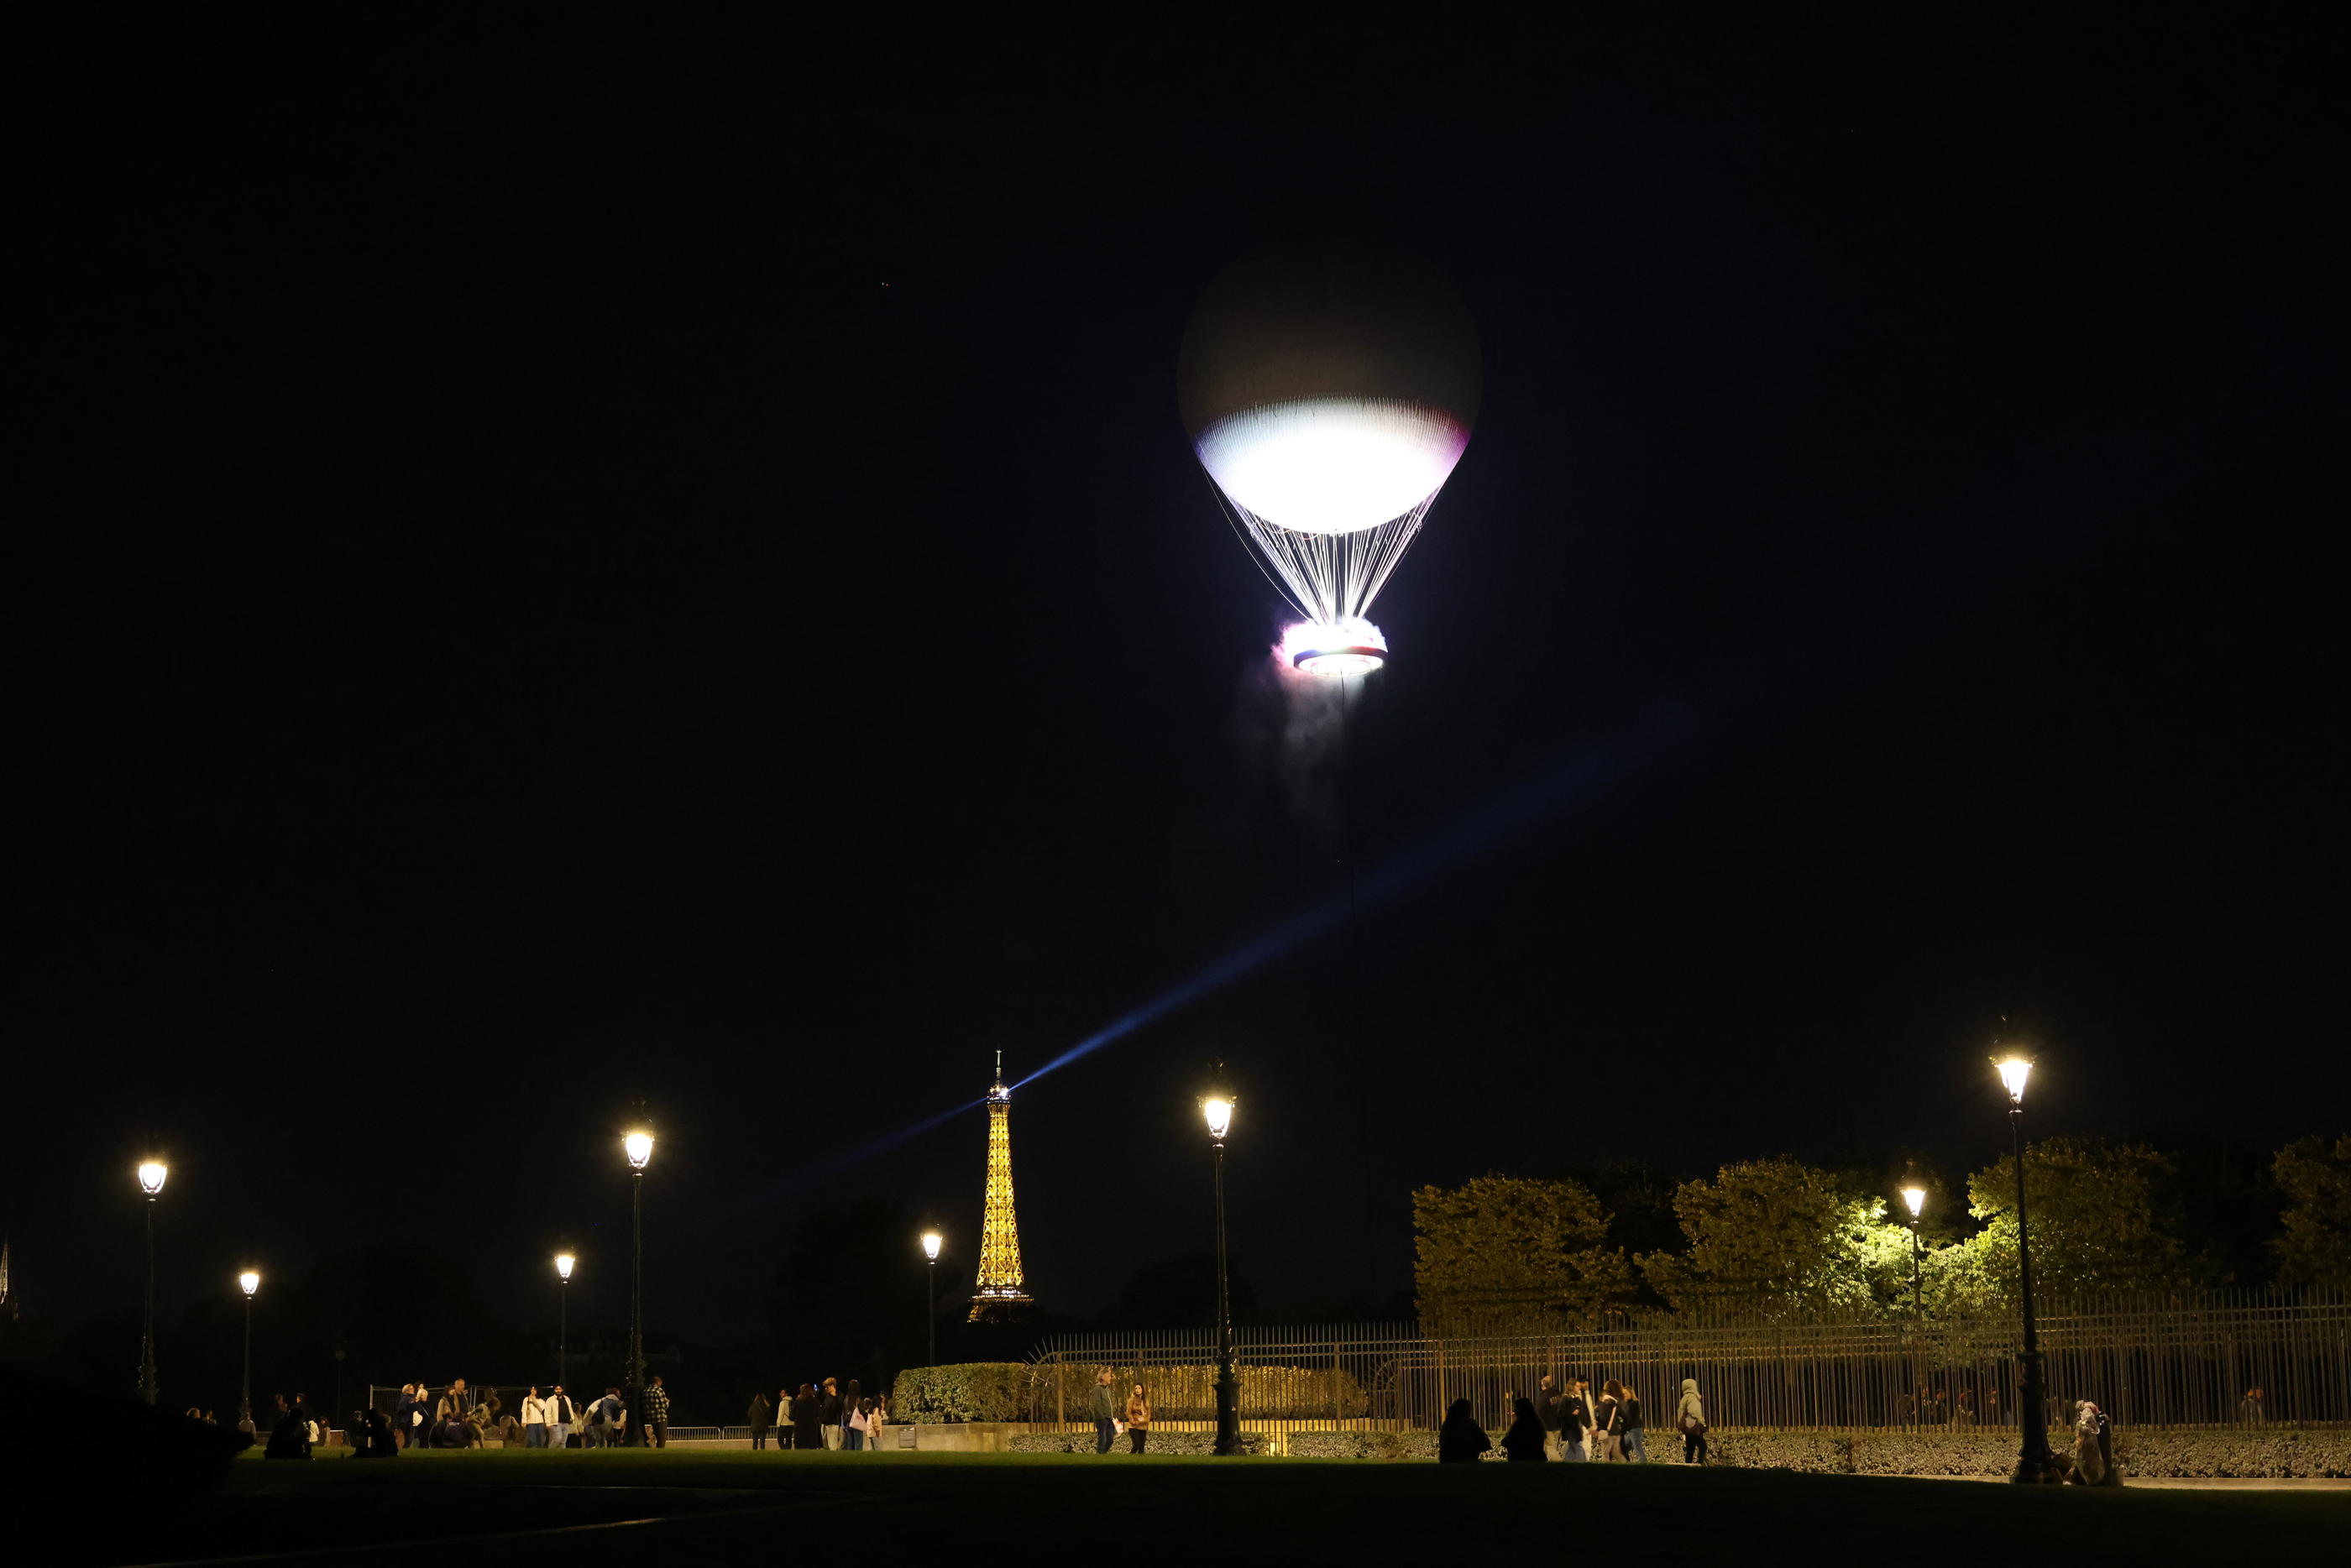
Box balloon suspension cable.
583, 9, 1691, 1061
1211, 483, 1443, 630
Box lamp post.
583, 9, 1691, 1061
555, 1253, 575, 1392
1200, 1069, 1238, 1456
1899, 1184, 1926, 1318
238, 1270, 260, 1437
1995, 1052, 2053, 1483
623, 1131, 653, 1447
920, 1231, 943, 1367
137, 1160, 167, 1404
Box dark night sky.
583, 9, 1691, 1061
8, 13, 2343, 1349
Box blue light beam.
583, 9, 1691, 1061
1011, 699, 1699, 1090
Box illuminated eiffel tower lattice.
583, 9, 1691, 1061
969, 1051, 1034, 1320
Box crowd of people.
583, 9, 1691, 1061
745, 1377, 891, 1450
1440, 1376, 1710, 1464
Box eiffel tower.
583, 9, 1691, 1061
968, 1051, 1034, 1320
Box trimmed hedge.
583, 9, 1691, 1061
1288, 1430, 1441, 1460
1008, 1430, 1272, 1456
1695, 1427, 2351, 1478
888, 1364, 1034, 1424
889, 1362, 1368, 1424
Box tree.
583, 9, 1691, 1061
1636, 1157, 1910, 1318
2273, 1134, 2351, 1288
1952, 1137, 2188, 1301
1411, 1173, 1632, 1325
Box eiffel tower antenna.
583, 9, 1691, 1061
969, 1051, 1034, 1320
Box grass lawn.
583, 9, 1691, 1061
92, 1449, 2351, 1565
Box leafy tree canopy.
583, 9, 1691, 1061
2273, 1134, 2351, 1289
1636, 1157, 1910, 1318
1411, 1173, 1632, 1325
1954, 1136, 2187, 1299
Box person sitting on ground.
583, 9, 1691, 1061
1437, 1398, 1491, 1463
1501, 1397, 1548, 1461
264, 1393, 312, 1459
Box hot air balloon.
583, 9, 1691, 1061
1178, 248, 1480, 674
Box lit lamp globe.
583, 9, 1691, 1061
920, 1231, 943, 1262
555, 1253, 575, 1281
1202, 1094, 1236, 1144
623, 1131, 654, 1170
138, 1160, 168, 1196
1900, 1186, 1927, 1220
238, 1269, 260, 1298
1995, 1056, 2034, 1106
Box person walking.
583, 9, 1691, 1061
1590, 1379, 1620, 1461
1501, 1396, 1548, 1461
747, 1391, 773, 1450
819, 1377, 845, 1450
1613, 1380, 1647, 1462
643, 1374, 671, 1448
1437, 1398, 1490, 1463
1123, 1381, 1151, 1454
1558, 1379, 1592, 1461
791, 1383, 823, 1451
840, 1379, 865, 1451
1089, 1368, 1118, 1455
1675, 1377, 1709, 1464
521, 1386, 548, 1449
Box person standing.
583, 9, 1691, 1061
866, 1393, 887, 1453
643, 1375, 671, 1449
2239, 1388, 2267, 1424
792, 1383, 823, 1452
819, 1377, 845, 1450
840, 1379, 865, 1451
775, 1388, 797, 1450
1613, 1381, 1647, 1462
1534, 1373, 1566, 1461
747, 1391, 773, 1450
1675, 1378, 1709, 1464
1437, 1398, 1490, 1463
1559, 1380, 1592, 1461
521, 1386, 548, 1449
1123, 1381, 1151, 1454
547, 1385, 578, 1449
1089, 1368, 1118, 1455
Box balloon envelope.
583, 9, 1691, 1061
1179, 248, 1480, 536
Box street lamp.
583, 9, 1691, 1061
238, 1270, 260, 1437
1200, 1067, 1238, 1456
1994, 1049, 2053, 1483
623, 1130, 653, 1446
1899, 1184, 1926, 1318
554, 1253, 575, 1392
137, 1160, 167, 1404
920, 1231, 943, 1367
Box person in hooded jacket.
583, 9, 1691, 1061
1437, 1398, 1491, 1463
1675, 1378, 1709, 1464
1500, 1397, 1548, 1461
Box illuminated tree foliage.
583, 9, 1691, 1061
1635, 1158, 1911, 1318
2273, 1134, 2351, 1289
1411, 1173, 1633, 1325
1943, 1137, 2186, 1301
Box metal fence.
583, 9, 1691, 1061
1032, 1288, 2351, 1432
